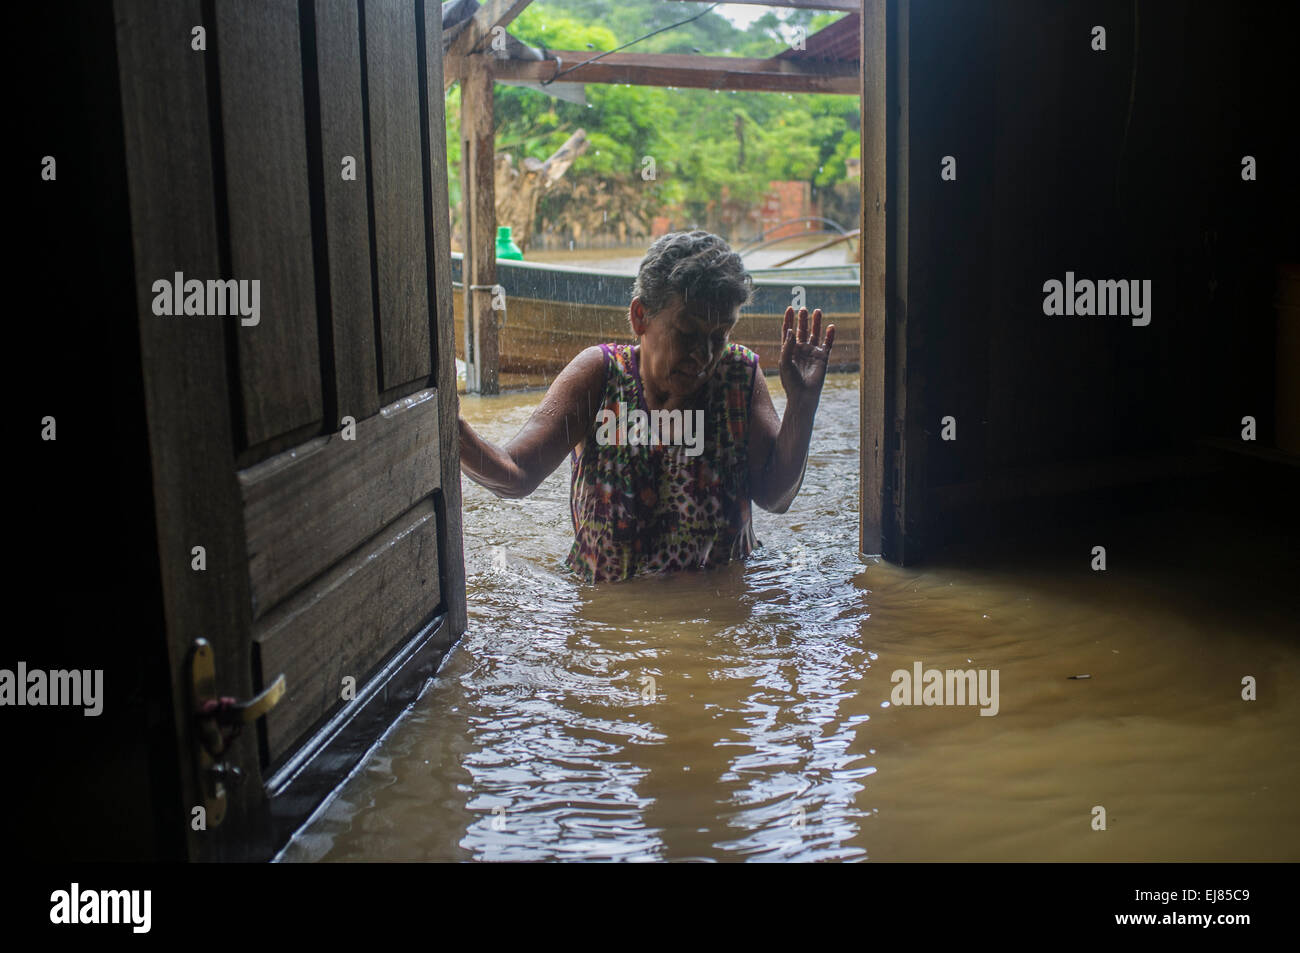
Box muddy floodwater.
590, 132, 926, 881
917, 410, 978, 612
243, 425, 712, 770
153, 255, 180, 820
280, 372, 1300, 862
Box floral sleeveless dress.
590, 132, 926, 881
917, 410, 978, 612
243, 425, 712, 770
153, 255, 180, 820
565, 342, 761, 583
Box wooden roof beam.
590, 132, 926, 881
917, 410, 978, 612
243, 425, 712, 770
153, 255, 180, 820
462, 49, 858, 95
444, 0, 533, 60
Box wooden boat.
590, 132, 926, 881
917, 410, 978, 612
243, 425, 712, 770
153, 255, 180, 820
451, 252, 859, 387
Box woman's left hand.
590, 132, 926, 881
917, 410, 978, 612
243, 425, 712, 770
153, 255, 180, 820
778, 307, 835, 405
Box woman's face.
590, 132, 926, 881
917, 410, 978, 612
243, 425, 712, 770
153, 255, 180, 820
632, 296, 737, 399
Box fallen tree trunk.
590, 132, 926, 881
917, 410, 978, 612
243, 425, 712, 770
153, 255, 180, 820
494, 127, 588, 253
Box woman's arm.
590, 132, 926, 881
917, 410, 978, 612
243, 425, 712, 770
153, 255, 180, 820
459, 345, 607, 498
749, 307, 835, 514
749, 371, 817, 513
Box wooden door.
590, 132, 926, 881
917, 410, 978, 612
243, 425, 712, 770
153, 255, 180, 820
114, 0, 465, 861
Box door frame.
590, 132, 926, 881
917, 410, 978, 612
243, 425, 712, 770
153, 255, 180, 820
860, 0, 923, 563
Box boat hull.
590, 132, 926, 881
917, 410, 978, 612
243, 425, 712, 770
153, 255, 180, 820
451, 254, 859, 384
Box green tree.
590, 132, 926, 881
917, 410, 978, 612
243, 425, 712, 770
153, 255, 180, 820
447, 1, 859, 240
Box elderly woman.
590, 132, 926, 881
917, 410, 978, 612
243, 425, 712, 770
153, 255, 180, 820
458, 230, 835, 583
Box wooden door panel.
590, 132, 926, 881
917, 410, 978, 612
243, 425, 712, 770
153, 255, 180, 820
254, 496, 442, 763
215, 0, 324, 452
364, 0, 434, 395
311, 0, 381, 423
238, 387, 442, 617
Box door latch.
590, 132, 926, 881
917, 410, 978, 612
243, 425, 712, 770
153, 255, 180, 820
188, 638, 285, 828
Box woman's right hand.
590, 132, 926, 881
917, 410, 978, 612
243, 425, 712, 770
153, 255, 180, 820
778, 307, 835, 411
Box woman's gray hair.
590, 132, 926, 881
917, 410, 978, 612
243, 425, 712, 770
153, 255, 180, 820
631, 230, 753, 326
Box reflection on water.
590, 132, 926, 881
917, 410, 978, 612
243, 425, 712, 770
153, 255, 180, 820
280, 373, 1300, 862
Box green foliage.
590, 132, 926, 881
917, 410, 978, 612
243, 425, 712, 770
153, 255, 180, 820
446, 0, 860, 236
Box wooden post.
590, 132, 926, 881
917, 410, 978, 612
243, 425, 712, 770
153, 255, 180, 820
460, 54, 499, 394
889, 0, 924, 565
860, 0, 922, 564
860, 2, 887, 556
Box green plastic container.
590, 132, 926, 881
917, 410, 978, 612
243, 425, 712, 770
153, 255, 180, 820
496, 225, 523, 260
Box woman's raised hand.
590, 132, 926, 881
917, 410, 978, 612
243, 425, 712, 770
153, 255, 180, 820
778, 307, 835, 404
